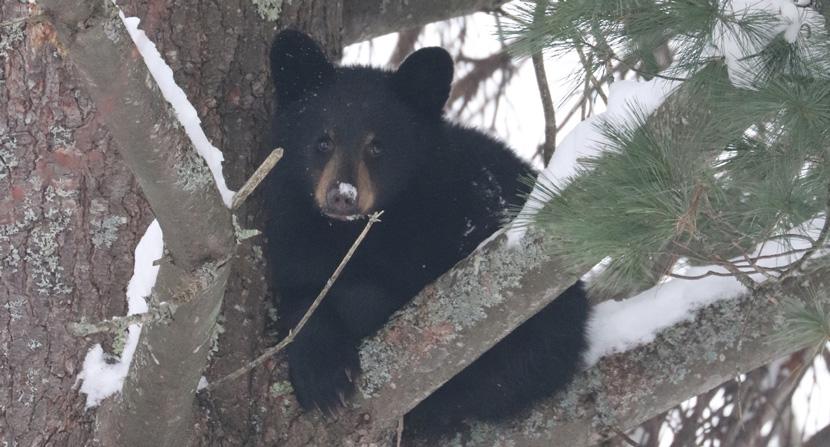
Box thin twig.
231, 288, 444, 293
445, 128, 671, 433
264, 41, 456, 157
669, 270, 739, 280
530, 0, 557, 165
576, 36, 689, 82
574, 42, 609, 104
782, 188, 830, 279
610, 425, 642, 447
204, 211, 384, 392
67, 302, 176, 336
231, 147, 284, 210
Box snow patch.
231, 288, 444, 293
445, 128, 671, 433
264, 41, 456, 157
706, 0, 823, 88
77, 220, 163, 408
507, 77, 680, 245
117, 9, 235, 207
338, 182, 357, 200
586, 217, 825, 365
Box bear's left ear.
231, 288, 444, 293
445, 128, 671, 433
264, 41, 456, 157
270, 30, 335, 104
392, 47, 453, 116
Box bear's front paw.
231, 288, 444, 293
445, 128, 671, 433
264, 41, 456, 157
288, 338, 360, 416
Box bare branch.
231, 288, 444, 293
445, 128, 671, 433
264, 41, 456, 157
67, 303, 175, 337
388, 27, 423, 67
343, 0, 510, 44
231, 147, 283, 210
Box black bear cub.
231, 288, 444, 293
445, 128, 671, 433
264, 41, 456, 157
265, 30, 589, 429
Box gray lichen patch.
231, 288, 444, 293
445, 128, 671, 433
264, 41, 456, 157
2, 297, 26, 321
358, 233, 557, 399
103, 11, 125, 44
175, 149, 213, 193
0, 134, 18, 182
421, 233, 552, 332
358, 336, 396, 398
251, 0, 288, 21
0, 20, 25, 57
590, 296, 749, 429
90, 215, 128, 248
269, 380, 294, 398
25, 187, 76, 296
49, 124, 75, 148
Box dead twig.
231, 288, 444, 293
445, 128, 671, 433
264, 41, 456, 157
231, 147, 284, 209
204, 211, 384, 392
67, 301, 176, 336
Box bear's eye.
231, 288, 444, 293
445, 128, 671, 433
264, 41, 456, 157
367, 141, 383, 158
317, 137, 333, 154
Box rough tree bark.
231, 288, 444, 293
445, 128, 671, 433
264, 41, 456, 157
1, 2, 154, 445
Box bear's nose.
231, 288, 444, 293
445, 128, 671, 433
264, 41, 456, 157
325, 184, 359, 217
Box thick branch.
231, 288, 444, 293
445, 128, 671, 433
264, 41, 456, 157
343, 0, 510, 44
415, 267, 830, 446
41, 0, 234, 271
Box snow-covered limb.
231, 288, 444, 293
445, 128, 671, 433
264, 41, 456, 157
41, 1, 234, 270
77, 220, 162, 408
707, 0, 827, 88
117, 7, 235, 207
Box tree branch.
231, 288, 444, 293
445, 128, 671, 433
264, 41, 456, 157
411, 268, 830, 446
343, 0, 510, 44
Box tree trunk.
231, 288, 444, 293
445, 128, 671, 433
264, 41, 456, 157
1, 2, 154, 445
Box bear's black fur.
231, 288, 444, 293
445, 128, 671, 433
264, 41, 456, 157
264, 30, 590, 428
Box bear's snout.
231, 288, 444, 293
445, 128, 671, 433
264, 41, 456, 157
324, 182, 359, 219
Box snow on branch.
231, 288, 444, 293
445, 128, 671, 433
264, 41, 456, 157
77, 220, 163, 408
116, 6, 235, 207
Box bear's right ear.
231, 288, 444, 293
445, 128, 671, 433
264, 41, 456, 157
392, 47, 454, 116
270, 30, 335, 104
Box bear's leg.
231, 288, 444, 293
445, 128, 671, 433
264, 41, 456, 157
286, 305, 360, 415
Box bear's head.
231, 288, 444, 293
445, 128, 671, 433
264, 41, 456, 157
270, 30, 454, 221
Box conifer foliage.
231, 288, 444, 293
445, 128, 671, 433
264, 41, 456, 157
508, 1, 830, 294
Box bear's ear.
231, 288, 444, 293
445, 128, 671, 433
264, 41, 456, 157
270, 30, 335, 104
392, 47, 453, 116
